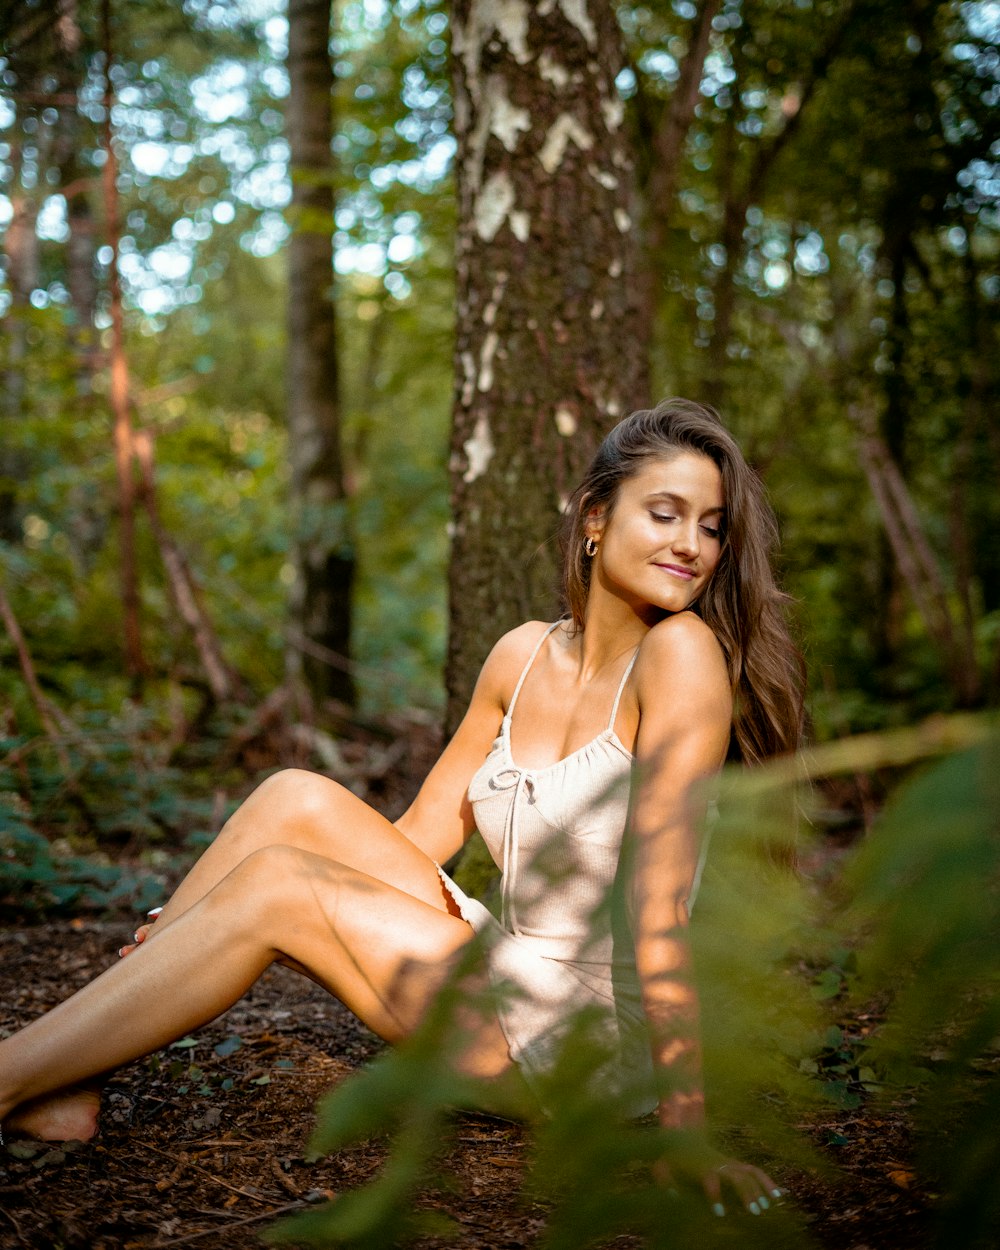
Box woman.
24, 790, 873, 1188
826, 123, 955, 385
0, 398, 802, 1216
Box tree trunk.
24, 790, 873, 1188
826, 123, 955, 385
633, 0, 719, 378
285, 0, 355, 708
51, 0, 95, 371
446, 0, 648, 729
644, 0, 720, 236
703, 6, 854, 411
0, 136, 37, 544
134, 428, 244, 706
103, 0, 144, 689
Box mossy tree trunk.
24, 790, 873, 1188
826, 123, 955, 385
446, 0, 648, 730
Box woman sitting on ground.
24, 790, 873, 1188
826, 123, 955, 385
0, 398, 802, 1217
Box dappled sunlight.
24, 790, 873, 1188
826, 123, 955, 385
264, 718, 998, 1248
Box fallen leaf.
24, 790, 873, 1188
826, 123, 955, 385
888, 1169, 915, 1189
33, 1149, 66, 1168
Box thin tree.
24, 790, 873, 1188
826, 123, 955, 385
285, 0, 355, 708
702, 4, 855, 412
102, 0, 144, 687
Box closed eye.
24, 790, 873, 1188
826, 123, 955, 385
650, 511, 721, 539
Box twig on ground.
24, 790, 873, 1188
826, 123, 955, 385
270, 1153, 303, 1197
139, 1138, 277, 1207
0, 1203, 28, 1249
149, 1199, 308, 1248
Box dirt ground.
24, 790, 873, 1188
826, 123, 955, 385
0, 918, 939, 1250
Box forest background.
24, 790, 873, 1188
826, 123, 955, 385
0, 0, 999, 1245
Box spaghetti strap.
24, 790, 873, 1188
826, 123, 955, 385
506, 621, 561, 719
607, 649, 640, 734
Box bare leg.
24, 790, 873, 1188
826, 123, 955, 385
13, 771, 459, 1138
149, 770, 454, 930
0, 844, 510, 1134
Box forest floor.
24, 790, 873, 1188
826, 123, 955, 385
0, 917, 937, 1250
0, 722, 945, 1250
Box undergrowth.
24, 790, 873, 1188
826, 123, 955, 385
264, 716, 999, 1250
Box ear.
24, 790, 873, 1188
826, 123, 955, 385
583, 502, 607, 542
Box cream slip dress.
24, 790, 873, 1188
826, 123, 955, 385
439, 621, 663, 1115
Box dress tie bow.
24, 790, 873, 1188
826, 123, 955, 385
490, 766, 536, 931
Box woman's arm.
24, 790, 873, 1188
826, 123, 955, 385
629, 613, 781, 1213
393, 622, 551, 864
628, 612, 731, 1131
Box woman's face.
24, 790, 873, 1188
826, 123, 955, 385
586, 451, 725, 621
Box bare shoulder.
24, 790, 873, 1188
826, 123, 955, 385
634, 612, 730, 715
475, 620, 555, 703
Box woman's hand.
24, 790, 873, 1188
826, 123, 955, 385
655, 1138, 783, 1217
117, 907, 162, 958
701, 1156, 783, 1217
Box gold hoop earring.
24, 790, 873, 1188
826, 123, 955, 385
584, 536, 598, 557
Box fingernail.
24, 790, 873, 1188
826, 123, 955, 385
147, 907, 163, 918
118, 947, 126, 957
771, 1188, 783, 1199
759, 1196, 770, 1210
749, 1201, 761, 1215
712, 1203, 726, 1217
134, 933, 141, 943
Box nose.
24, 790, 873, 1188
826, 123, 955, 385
671, 520, 700, 559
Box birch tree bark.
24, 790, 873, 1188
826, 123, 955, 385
286, 0, 355, 707
446, 0, 647, 728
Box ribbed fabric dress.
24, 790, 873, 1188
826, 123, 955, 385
438, 622, 661, 1114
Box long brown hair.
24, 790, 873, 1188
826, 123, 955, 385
560, 398, 804, 764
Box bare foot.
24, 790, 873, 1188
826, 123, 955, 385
5, 1086, 101, 1142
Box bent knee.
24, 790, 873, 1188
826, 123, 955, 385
216, 843, 321, 912
251, 768, 351, 828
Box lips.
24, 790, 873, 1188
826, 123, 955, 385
656, 563, 696, 581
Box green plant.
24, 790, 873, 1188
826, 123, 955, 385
0, 792, 163, 915
843, 725, 1000, 1249
265, 715, 999, 1248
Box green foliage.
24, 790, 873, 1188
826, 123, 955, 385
627, 0, 1000, 725
691, 772, 827, 1156
267, 775, 829, 1248
0, 789, 164, 914
843, 726, 1000, 1248
262, 717, 999, 1247
267, 958, 490, 1249
797, 1021, 881, 1113
4, 0, 997, 734
0, 0, 458, 717
0, 676, 257, 916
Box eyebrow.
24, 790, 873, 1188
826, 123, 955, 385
646, 491, 726, 517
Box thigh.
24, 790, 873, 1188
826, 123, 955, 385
164, 770, 458, 923
248, 847, 512, 1077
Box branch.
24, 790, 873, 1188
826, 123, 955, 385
0, 579, 98, 828
0, 580, 72, 774
133, 428, 245, 705
852, 409, 962, 674
745, 3, 857, 206
647, 0, 721, 230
